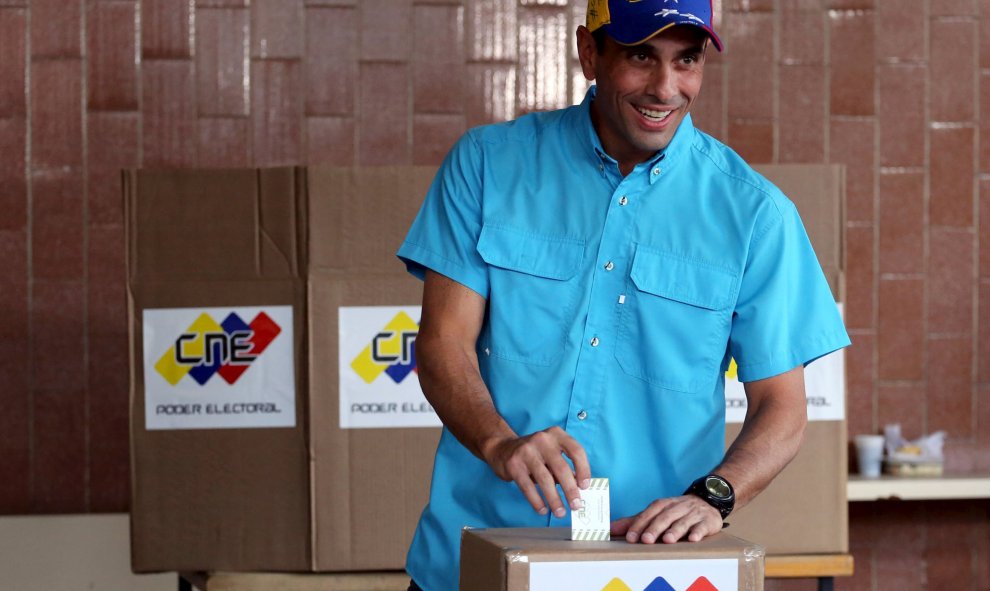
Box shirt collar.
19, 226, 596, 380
576, 85, 695, 183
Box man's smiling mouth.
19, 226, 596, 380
634, 105, 674, 122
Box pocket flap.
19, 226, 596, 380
630, 248, 737, 310
477, 225, 584, 281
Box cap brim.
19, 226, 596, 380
605, 20, 724, 52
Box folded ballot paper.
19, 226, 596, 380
572, 477, 610, 541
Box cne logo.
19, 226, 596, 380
153, 311, 282, 386
350, 311, 419, 384
601, 576, 719, 591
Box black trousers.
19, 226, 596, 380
408, 580, 423, 591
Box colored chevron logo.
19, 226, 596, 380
153, 311, 281, 386
601, 576, 720, 591
350, 311, 419, 384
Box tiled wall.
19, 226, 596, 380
0, 0, 988, 588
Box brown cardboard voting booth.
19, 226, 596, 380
726, 165, 848, 555
126, 167, 442, 572
127, 164, 847, 573
460, 528, 765, 591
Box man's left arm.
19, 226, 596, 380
611, 364, 807, 544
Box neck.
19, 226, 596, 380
588, 100, 661, 177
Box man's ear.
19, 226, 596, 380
576, 25, 598, 82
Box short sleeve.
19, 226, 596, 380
397, 132, 490, 298
728, 196, 851, 382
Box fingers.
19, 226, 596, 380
561, 436, 592, 492
623, 499, 675, 543
534, 429, 579, 515
504, 458, 550, 515
539, 476, 570, 517
504, 450, 567, 516
620, 497, 723, 545
684, 521, 713, 543
547, 428, 590, 511
610, 516, 634, 535
651, 505, 710, 544
668, 518, 719, 543
545, 450, 582, 512
493, 427, 591, 517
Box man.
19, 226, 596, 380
396, 1, 850, 589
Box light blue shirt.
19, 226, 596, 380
397, 86, 850, 591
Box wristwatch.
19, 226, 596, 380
685, 474, 735, 519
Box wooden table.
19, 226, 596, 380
180, 553, 854, 591
180, 571, 410, 591
765, 553, 854, 591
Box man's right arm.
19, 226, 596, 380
417, 270, 590, 517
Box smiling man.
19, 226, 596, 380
396, 2, 850, 590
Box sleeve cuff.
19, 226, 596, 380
736, 331, 852, 383
396, 241, 489, 299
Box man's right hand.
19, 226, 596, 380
417, 272, 591, 518
481, 426, 591, 518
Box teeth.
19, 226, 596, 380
636, 106, 672, 121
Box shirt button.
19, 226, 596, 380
618, 195, 628, 206
652, 167, 661, 176
604, 261, 614, 271
577, 410, 588, 421
598, 163, 604, 172
590, 337, 600, 347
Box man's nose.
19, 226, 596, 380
648, 64, 678, 101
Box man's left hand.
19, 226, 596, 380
610, 495, 723, 544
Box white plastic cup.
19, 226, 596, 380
855, 434, 885, 478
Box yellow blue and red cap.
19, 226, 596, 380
587, 0, 724, 52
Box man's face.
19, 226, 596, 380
578, 25, 707, 172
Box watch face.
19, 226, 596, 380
705, 476, 730, 498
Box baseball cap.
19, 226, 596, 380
586, 0, 724, 52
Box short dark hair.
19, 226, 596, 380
592, 28, 608, 53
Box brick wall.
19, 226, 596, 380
0, 0, 987, 588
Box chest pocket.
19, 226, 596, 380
615, 247, 738, 393
477, 224, 585, 365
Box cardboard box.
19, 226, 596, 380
725, 165, 848, 555
461, 528, 764, 591
126, 167, 443, 572
754, 164, 844, 300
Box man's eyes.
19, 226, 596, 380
628, 53, 701, 66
